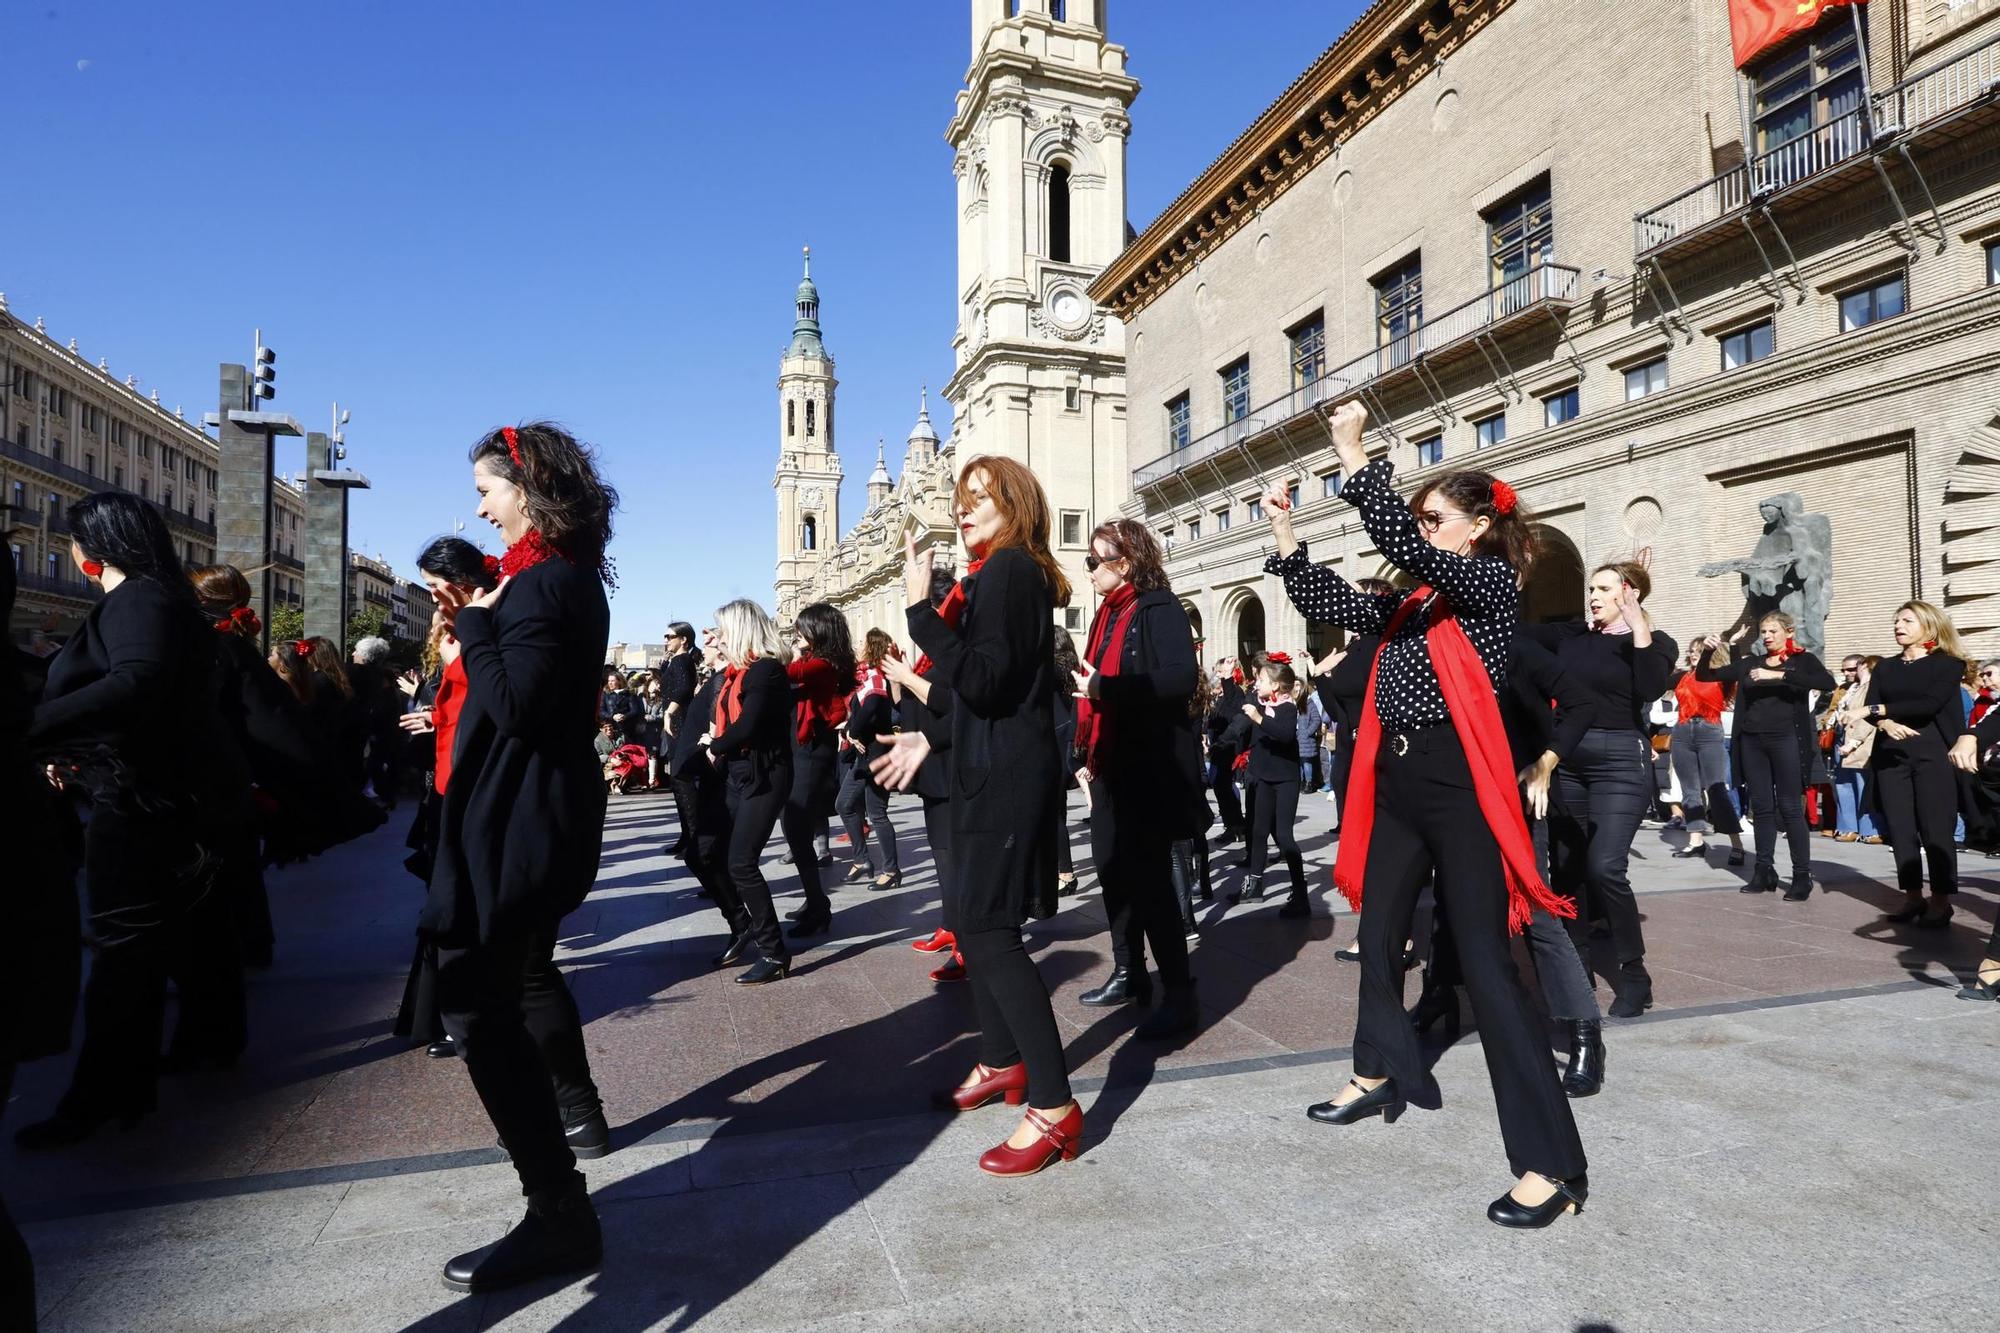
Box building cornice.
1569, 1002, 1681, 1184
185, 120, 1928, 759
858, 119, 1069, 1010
947, 23, 1139, 149
1088, 0, 1511, 320
2, 307, 218, 454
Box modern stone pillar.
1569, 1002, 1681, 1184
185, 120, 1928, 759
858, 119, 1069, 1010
212, 368, 300, 648
303, 431, 369, 646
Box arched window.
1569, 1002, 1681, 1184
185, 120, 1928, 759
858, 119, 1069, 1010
787, 401, 796, 437
806, 401, 816, 437
802, 516, 818, 551
1048, 163, 1072, 263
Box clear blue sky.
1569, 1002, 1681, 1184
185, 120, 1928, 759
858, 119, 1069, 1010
9, 0, 1360, 644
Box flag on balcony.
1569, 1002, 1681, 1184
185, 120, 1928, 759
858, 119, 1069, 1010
1729, 0, 1855, 68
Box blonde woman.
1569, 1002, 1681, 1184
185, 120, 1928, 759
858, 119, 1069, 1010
1863, 601, 1971, 928
1832, 656, 1881, 843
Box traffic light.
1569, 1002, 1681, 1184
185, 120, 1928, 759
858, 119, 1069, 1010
253, 344, 276, 401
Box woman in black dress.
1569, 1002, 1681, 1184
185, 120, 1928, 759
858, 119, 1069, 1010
17, 494, 235, 1148
1262, 402, 1587, 1227
1070, 519, 1203, 1036
875, 455, 1081, 1177
701, 598, 797, 984
1693, 613, 1834, 900
425, 422, 615, 1294
1864, 600, 1972, 929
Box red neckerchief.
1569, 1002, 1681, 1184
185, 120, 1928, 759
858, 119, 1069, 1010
1075, 581, 1140, 777
713, 664, 748, 741
788, 655, 851, 746
433, 655, 469, 796
1970, 689, 1995, 728
1777, 637, 1801, 661
499, 529, 558, 579
912, 557, 985, 677
1333, 586, 1574, 934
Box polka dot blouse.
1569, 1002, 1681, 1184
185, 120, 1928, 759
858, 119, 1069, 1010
1264, 458, 1518, 733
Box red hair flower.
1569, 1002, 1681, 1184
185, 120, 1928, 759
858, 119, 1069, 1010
501, 425, 523, 470
1266, 651, 1293, 665
293, 639, 313, 659
1489, 480, 1518, 515
482, 553, 502, 579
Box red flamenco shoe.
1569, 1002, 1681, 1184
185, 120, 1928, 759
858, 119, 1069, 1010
911, 928, 956, 954
979, 1103, 1084, 1177
934, 1061, 1028, 1112
930, 954, 967, 983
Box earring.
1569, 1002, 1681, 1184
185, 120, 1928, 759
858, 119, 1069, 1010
81, 559, 105, 578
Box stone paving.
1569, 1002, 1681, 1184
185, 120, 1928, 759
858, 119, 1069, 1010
7, 787, 1999, 1331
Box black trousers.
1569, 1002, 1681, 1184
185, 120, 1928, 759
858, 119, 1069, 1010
1551, 728, 1653, 998
1738, 729, 1812, 879
1091, 784, 1192, 988
726, 766, 793, 963
1351, 728, 1586, 1181
673, 772, 746, 936
922, 794, 955, 929
834, 754, 899, 875
1873, 749, 1959, 898
0, 1062, 30, 1333
958, 926, 1071, 1108
1210, 757, 1245, 834
1055, 787, 1075, 877
780, 736, 838, 912
437, 926, 599, 1199
1246, 778, 1305, 890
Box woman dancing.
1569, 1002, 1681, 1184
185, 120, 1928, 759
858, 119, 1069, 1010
779, 603, 855, 936
1261, 402, 1587, 1227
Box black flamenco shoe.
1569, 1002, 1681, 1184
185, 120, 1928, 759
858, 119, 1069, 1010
1727, 849, 1746, 867
1487, 1173, 1588, 1228
1307, 1078, 1405, 1125
1670, 844, 1708, 860
787, 907, 832, 939
712, 931, 752, 969
442, 1184, 602, 1293
426, 1038, 459, 1060
1956, 967, 2000, 1002
735, 958, 790, 986
1913, 906, 1956, 930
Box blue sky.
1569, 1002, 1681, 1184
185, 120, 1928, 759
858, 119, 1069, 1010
9, 0, 1359, 644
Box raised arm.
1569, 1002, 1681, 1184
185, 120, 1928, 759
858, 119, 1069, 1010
1262, 546, 1398, 634
1692, 644, 1749, 685
1341, 458, 1516, 616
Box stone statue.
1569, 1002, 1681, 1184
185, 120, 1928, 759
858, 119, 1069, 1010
1697, 492, 1832, 657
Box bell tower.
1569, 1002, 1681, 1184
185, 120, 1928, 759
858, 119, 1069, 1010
774, 247, 843, 622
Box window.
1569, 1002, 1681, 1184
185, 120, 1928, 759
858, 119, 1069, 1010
1721, 320, 1775, 369
85, 453, 97, 477
1624, 358, 1669, 401
1749, 10, 1866, 187
1288, 312, 1326, 389
140, 478, 150, 500
1048, 163, 1072, 264
1414, 435, 1444, 467
1486, 178, 1554, 294
1050, 0, 1065, 19
1166, 394, 1191, 450
207, 505, 216, 526
1839, 274, 1906, 331
801, 516, 816, 551
50, 438, 63, 464
47, 552, 60, 582
1542, 387, 1581, 426
787, 401, 795, 437
1064, 384, 1080, 411
1060, 510, 1086, 547
9, 481, 21, 507
1473, 413, 1507, 449
45, 492, 60, 519
1287, 482, 1301, 509
1214, 507, 1232, 532
1374, 255, 1423, 365
113, 464, 124, 488
1063, 606, 1084, 631
164, 485, 174, 511
1220, 358, 1251, 424
1161, 527, 1174, 551
805, 401, 816, 437
1246, 497, 1264, 521
1988, 240, 2000, 286
1187, 517, 1201, 541
1322, 471, 1343, 498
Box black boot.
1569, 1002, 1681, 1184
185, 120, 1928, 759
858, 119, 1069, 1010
1276, 855, 1310, 918
1409, 977, 1461, 1043
1782, 872, 1814, 902
1740, 863, 1779, 894
711, 930, 752, 969
563, 1107, 611, 1159
1169, 842, 1200, 936
1230, 873, 1265, 904
1561, 1020, 1605, 1098
1079, 966, 1150, 1007
1607, 963, 1653, 1019
442, 1181, 602, 1293
1134, 982, 1199, 1040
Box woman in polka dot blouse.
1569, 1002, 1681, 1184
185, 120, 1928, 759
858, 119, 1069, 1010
1260, 401, 1588, 1230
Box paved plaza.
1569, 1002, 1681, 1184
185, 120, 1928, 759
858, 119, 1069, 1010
8, 790, 1999, 1332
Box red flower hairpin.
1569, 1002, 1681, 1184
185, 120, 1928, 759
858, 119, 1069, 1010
501, 425, 523, 470
1489, 480, 1518, 515
293, 639, 313, 659
1266, 651, 1293, 665
482, 553, 502, 579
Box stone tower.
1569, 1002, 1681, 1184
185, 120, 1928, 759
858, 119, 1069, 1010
774, 247, 843, 623
945, 0, 1137, 623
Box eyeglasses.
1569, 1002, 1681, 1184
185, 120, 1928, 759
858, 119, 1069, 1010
1412, 509, 1472, 534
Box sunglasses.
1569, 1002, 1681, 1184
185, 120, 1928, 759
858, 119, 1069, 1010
1084, 552, 1126, 573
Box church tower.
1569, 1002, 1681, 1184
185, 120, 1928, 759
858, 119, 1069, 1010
945, 0, 1138, 625
774, 247, 843, 623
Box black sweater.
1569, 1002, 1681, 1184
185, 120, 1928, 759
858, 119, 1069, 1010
1503, 637, 1597, 772
1695, 648, 1835, 736
1864, 652, 1969, 759
708, 656, 792, 775
1243, 699, 1302, 783
1543, 624, 1678, 736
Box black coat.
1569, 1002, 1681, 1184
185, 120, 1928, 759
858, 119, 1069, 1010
1088, 588, 1205, 837
669, 671, 722, 780
901, 679, 955, 802
908, 546, 1060, 930
423, 555, 610, 946
707, 656, 793, 796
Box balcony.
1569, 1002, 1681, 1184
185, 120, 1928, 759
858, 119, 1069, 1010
1134, 262, 1581, 491
14, 570, 101, 603
1634, 31, 2000, 262
272, 550, 305, 573
0, 437, 215, 540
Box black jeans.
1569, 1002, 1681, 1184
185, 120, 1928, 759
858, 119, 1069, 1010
1091, 784, 1192, 988
1350, 726, 1586, 1181
437, 926, 600, 1199
672, 772, 745, 933
922, 795, 955, 929
958, 926, 1072, 1108
1210, 760, 1245, 834
780, 735, 838, 912
1246, 778, 1305, 890
725, 765, 793, 963
1551, 728, 1654, 1000
1738, 728, 1812, 879
833, 753, 899, 875
1873, 747, 1959, 898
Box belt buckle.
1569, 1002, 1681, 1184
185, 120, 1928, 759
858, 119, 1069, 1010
1389, 733, 1410, 757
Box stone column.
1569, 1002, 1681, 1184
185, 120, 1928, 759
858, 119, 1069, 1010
305, 431, 371, 650
214, 364, 273, 642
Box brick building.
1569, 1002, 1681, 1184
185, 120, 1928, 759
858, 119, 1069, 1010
1093, 0, 2000, 665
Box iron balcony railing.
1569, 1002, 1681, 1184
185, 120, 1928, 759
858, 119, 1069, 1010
1134, 261, 1580, 489
14, 569, 100, 601
1636, 30, 2000, 254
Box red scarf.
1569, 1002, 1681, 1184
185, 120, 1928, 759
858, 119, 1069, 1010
433, 655, 469, 795
1972, 690, 1996, 728
1075, 582, 1140, 776
788, 655, 850, 746
499, 529, 558, 578
1332, 587, 1575, 934
912, 557, 985, 677
713, 664, 749, 740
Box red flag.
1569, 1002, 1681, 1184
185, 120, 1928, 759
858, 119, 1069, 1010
1729, 0, 1856, 69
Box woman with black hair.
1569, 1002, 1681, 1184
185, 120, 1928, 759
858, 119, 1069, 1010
835, 628, 902, 890
16, 493, 236, 1149
1070, 520, 1204, 1035
702, 598, 797, 983
1232, 657, 1310, 919
874, 456, 1082, 1177
779, 602, 856, 937
1262, 402, 1587, 1228
424, 423, 615, 1294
